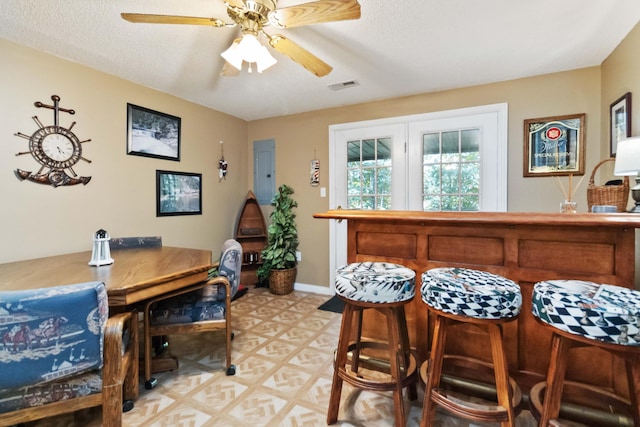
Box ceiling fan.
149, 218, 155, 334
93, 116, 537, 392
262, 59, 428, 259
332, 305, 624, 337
121, 0, 361, 77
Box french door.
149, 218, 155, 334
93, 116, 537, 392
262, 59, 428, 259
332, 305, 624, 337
328, 104, 507, 290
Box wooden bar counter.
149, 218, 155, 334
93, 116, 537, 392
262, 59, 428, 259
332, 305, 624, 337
313, 210, 640, 397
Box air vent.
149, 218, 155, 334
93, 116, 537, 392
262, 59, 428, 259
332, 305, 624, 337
328, 80, 360, 91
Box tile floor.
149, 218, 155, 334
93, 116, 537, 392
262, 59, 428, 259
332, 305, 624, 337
27, 287, 544, 426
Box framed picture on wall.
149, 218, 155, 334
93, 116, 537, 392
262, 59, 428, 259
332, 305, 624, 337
609, 92, 631, 157
523, 113, 586, 177
156, 170, 202, 216
127, 104, 181, 161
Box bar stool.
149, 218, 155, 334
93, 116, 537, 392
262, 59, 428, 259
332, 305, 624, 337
327, 262, 418, 427
530, 280, 640, 426
420, 267, 522, 427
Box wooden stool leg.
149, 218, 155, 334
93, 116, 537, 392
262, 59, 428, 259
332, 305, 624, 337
327, 303, 355, 425
487, 323, 515, 427
351, 307, 364, 373
397, 306, 417, 401
385, 307, 406, 427
420, 315, 448, 427
625, 353, 640, 427
540, 333, 571, 426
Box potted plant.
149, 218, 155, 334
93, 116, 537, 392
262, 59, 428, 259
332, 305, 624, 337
256, 184, 299, 294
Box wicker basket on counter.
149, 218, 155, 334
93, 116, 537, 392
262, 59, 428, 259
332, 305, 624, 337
586, 158, 629, 212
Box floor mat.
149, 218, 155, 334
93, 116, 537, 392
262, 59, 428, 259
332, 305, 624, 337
317, 295, 343, 313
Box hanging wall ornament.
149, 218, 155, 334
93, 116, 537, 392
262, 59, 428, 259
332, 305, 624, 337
310, 150, 320, 186
310, 159, 320, 186
218, 140, 228, 182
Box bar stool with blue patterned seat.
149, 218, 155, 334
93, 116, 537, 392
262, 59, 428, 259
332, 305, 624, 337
530, 280, 640, 426
420, 267, 523, 427
327, 262, 418, 427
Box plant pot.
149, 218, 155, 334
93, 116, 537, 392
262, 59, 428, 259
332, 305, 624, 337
269, 267, 297, 295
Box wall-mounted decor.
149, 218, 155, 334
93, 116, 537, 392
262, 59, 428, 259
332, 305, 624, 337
127, 104, 180, 161
523, 113, 585, 177
156, 170, 202, 216
14, 95, 92, 187
609, 92, 631, 157
218, 140, 228, 182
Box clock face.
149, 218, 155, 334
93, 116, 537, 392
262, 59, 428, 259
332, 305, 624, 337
29, 125, 82, 169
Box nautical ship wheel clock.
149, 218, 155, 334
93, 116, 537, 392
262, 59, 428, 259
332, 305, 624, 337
14, 95, 92, 187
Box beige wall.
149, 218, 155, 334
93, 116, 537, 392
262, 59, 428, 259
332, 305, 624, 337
0, 38, 248, 263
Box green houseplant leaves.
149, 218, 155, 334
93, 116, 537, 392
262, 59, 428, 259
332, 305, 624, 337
256, 184, 299, 283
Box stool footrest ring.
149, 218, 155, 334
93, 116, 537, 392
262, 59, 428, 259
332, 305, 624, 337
420, 355, 522, 423
337, 341, 417, 392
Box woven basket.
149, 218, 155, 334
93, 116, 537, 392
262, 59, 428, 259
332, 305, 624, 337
269, 267, 297, 295
586, 158, 629, 212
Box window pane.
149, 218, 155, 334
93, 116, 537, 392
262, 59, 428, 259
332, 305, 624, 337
378, 196, 391, 210
347, 169, 361, 195
442, 195, 460, 211
348, 196, 361, 209
377, 166, 391, 194
461, 129, 480, 161
461, 195, 479, 211
362, 196, 375, 209
441, 163, 459, 194
421, 127, 480, 212
377, 138, 392, 166
362, 139, 376, 166
361, 168, 374, 194
442, 131, 460, 162
423, 164, 441, 194
460, 162, 479, 193
423, 133, 440, 164
347, 140, 361, 163
423, 196, 441, 211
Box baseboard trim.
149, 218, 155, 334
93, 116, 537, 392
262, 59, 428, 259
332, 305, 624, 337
293, 282, 334, 296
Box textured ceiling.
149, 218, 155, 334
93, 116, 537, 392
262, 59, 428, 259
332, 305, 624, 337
1, 1, 639, 121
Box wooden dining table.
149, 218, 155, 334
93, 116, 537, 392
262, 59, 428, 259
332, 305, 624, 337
0, 246, 213, 374
0, 246, 213, 310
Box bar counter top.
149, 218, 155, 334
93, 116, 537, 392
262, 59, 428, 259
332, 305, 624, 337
313, 208, 639, 401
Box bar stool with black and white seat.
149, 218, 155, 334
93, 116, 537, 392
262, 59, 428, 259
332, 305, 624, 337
530, 280, 640, 426
327, 262, 418, 427
420, 267, 523, 427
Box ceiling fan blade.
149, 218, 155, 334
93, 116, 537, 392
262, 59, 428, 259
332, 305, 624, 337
121, 13, 228, 27
268, 0, 360, 29
221, 60, 241, 77
269, 34, 332, 77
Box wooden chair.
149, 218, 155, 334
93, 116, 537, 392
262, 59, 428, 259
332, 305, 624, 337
142, 239, 242, 389
0, 281, 138, 427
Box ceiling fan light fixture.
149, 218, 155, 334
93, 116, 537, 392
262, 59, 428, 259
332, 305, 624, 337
220, 33, 277, 73
220, 41, 243, 70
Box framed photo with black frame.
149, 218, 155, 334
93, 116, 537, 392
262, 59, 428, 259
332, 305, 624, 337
156, 170, 202, 216
609, 92, 631, 157
127, 103, 181, 161
523, 113, 586, 177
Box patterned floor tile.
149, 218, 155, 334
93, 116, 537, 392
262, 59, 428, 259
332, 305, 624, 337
24, 287, 544, 427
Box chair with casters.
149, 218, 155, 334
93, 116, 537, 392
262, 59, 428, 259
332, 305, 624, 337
0, 281, 138, 427
142, 239, 242, 390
